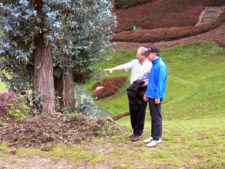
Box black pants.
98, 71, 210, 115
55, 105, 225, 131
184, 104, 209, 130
149, 98, 162, 140
128, 99, 147, 136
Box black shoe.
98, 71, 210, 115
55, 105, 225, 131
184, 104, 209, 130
128, 134, 134, 139
130, 135, 142, 142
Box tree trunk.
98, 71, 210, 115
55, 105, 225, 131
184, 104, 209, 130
112, 0, 115, 9
55, 69, 75, 111
33, 38, 55, 114
32, 0, 55, 114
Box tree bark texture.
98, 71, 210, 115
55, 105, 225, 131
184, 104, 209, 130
32, 0, 55, 114
33, 39, 55, 114
112, 0, 115, 9
55, 69, 75, 111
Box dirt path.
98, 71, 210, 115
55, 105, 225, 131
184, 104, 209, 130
0, 154, 73, 169
0, 153, 110, 169
113, 22, 225, 49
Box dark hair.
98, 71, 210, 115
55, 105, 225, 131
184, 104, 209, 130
147, 46, 160, 56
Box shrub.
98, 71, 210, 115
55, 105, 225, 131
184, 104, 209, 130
0, 92, 29, 119
74, 85, 112, 119
95, 118, 120, 136
92, 76, 127, 99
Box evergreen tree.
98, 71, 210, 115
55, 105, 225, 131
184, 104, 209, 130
0, 0, 116, 114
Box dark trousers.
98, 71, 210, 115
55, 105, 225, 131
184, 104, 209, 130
129, 99, 147, 136
149, 98, 162, 140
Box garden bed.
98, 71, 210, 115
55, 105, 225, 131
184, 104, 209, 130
92, 76, 127, 99
112, 25, 212, 42
203, 0, 225, 6
0, 114, 121, 148
113, 10, 225, 43
115, 0, 204, 33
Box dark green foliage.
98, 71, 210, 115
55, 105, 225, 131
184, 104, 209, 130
115, 0, 153, 9
0, 0, 116, 93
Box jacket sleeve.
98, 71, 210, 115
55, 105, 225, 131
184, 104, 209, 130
155, 66, 167, 99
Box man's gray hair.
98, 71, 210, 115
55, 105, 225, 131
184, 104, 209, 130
137, 47, 149, 57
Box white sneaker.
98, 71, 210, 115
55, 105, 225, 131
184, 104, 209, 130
144, 137, 153, 143
146, 139, 162, 147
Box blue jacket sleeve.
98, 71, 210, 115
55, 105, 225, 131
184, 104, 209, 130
155, 66, 167, 99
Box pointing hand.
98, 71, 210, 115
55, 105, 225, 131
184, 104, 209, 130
104, 68, 113, 74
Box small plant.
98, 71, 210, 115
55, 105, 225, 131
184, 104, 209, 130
75, 85, 112, 119
0, 92, 29, 119
95, 118, 120, 136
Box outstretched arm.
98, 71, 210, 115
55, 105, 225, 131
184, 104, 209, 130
104, 60, 135, 74
104, 66, 125, 73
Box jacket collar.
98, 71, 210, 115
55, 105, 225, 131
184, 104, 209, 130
152, 57, 161, 65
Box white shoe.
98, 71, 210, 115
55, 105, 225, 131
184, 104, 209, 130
144, 137, 153, 143
146, 139, 162, 147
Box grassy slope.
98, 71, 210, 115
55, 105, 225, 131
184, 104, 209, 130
87, 41, 225, 120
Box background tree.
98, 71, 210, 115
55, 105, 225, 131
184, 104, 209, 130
54, 0, 116, 111
0, 0, 116, 114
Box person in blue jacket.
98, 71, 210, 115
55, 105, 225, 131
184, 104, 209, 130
143, 46, 168, 147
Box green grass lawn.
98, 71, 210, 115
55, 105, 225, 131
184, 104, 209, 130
86, 41, 225, 120
115, 116, 225, 168
1, 41, 225, 168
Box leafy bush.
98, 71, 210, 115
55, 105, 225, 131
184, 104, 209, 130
115, 0, 154, 9
95, 118, 121, 136
74, 85, 112, 119
0, 92, 29, 119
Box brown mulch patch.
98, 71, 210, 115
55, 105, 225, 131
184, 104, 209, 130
115, 0, 204, 33
0, 115, 121, 148
112, 25, 212, 43
203, 0, 225, 6
92, 76, 127, 99
112, 112, 130, 121
216, 40, 225, 48
113, 10, 225, 43
112, 22, 225, 50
